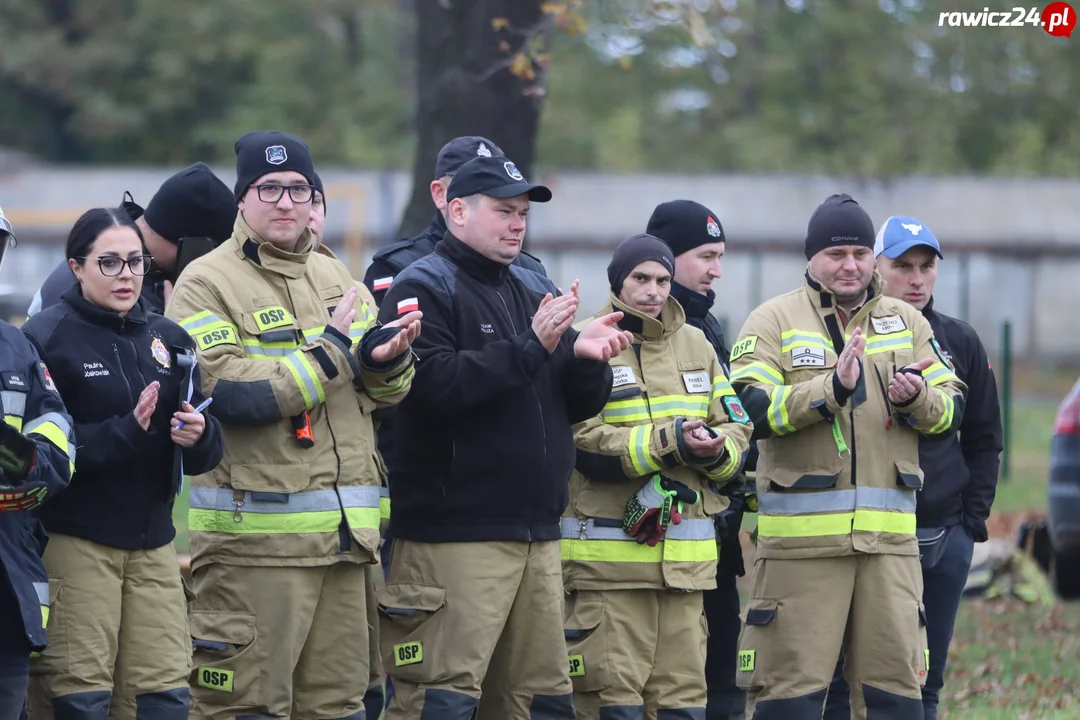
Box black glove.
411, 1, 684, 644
0, 422, 37, 480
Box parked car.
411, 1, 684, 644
1048, 377, 1080, 598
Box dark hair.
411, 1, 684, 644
66, 207, 145, 263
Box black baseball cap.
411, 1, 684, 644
434, 136, 504, 178
446, 155, 552, 203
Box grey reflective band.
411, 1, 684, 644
560, 517, 716, 542
1, 390, 26, 418
756, 487, 915, 516
189, 486, 381, 514
33, 581, 49, 605
24, 412, 73, 439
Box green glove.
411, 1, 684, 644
623, 475, 700, 546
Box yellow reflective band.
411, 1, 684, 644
178, 310, 218, 330
924, 649, 930, 670
367, 365, 415, 399
41, 605, 49, 628
924, 363, 959, 388
757, 512, 854, 538
628, 425, 661, 476
25, 416, 74, 477
253, 307, 294, 332
560, 538, 717, 563
927, 391, 955, 435
780, 329, 831, 353
344, 506, 381, 532
197, 667, 234, 693
4, 415, 22, 432
711, 376, 736, 398
768, 386, 795, 435
863, 330, 914, 356
188, 508, 345, 534
707, 434, 742, 480
602, 397, 651, 423
193, 322, 239, 352
380, 497, 391, 520
648, 394, 708, 420
730, 362, 784, 386
853, 509, 916, 535
282, 350, 325, 409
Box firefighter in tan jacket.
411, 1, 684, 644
563, 234, 754, 719
166, 132, 421, 720
729, 194, 966, 720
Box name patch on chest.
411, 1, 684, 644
791, 347, 826, 367
871, 315, 907, 335
612, 366, 637, 388
682, 370, 710, 393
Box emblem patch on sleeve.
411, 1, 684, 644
723, 396, 750, 425
931, 338, 954, 370
38, 363, 58, 394
397, 297, 419, 315
730, 336, 758, 362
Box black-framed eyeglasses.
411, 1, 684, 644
77, 255, 153, 277
254, 184, 315, 204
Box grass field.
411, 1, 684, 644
172, 362, 1080, 718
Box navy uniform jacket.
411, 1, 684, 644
0, 321, 76, 652
376, 231, 611, 543
22, 287, 223, 551
915, 298, 1002, 541
362, 213, 547, 494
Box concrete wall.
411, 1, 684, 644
2, 166, 1078, 358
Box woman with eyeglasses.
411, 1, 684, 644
20, 207, 223, 720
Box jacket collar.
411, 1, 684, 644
922, 295, 937, 319
426, 212, 448, 240
803, 269, 882, 316
670, 281, 714, 321
61, 284, 147, 332
436, 230, 512, 285
610, 293, 684, 341
232, 213, 313, 279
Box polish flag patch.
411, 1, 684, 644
397, 297, 419, 314
373, 276, 393, 291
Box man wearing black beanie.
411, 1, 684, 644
27, 162, 236, 316
167, 130, 423, 720
566, 232, 753, 719
726, 194, 967, 720
647, 199, 752, 720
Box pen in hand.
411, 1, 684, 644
174, 397, 213, 431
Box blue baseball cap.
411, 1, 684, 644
873, 216, 943, 259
